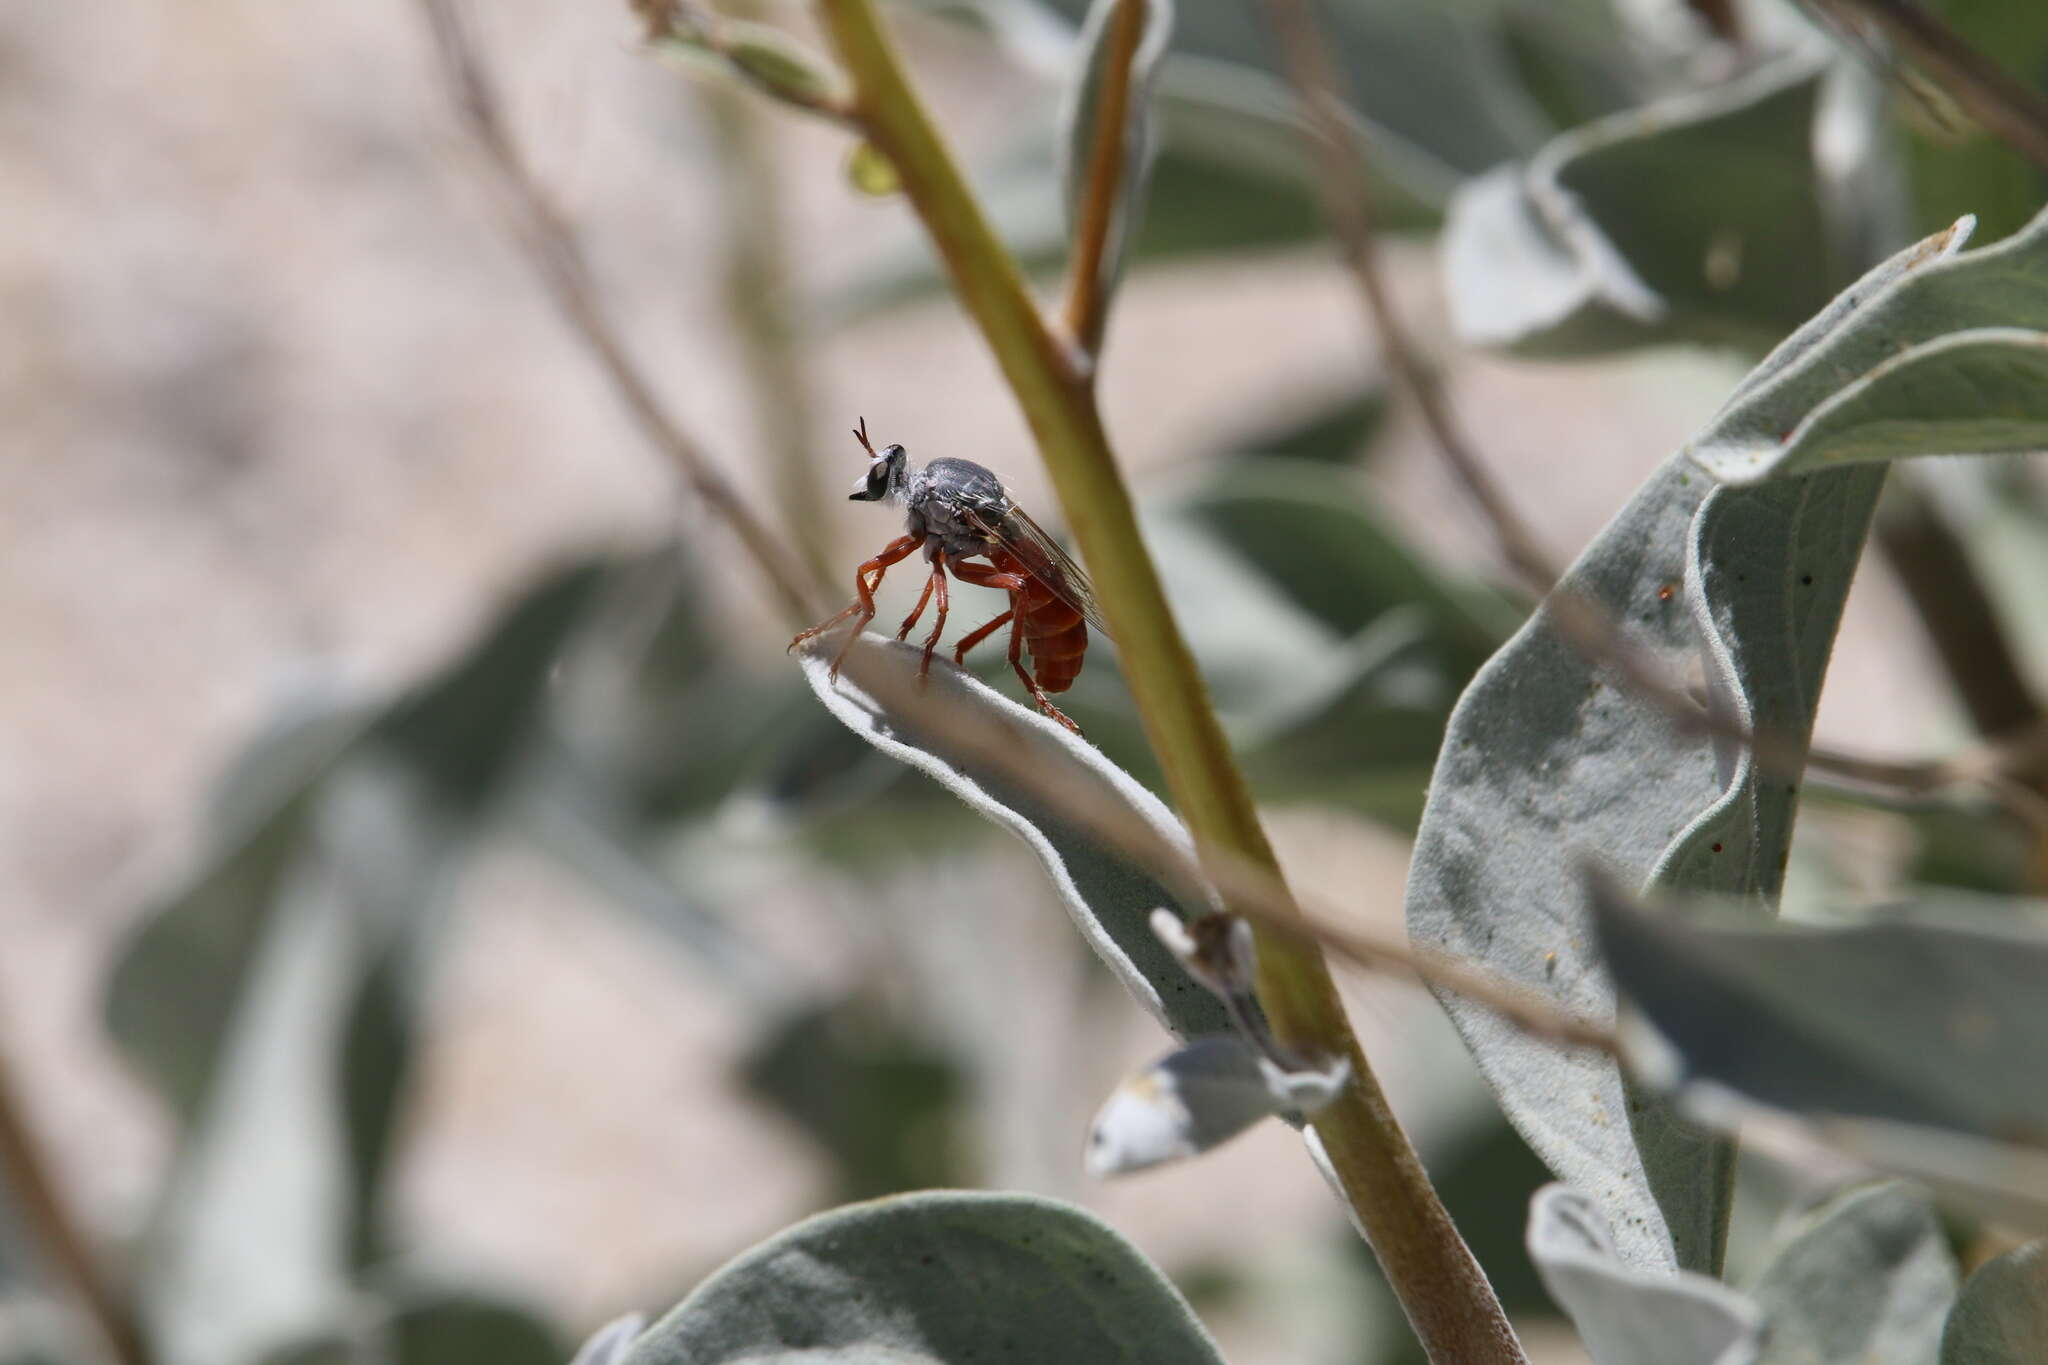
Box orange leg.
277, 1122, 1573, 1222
952, 603, 1015, 664
950, 558, 1026, 597
911, 548, 950, 681
1005, 604, 1081, 735
895, 574, 936, 642
791, 533, 922, 679
950, 559, 1078, 726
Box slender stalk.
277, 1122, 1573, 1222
705, 77, 836, 587
1058, 0, 1149, 357
0, 1035, 150, 1365
1253, 0, 2048, 840
418, 0, 825, 625
812, 3, 1523, 1359
423, 0, 2046, 825
1876, 474, 2043, 739
1259, 0, 1552, 592
828, 646, 1620, 1056
1813, 0, 2048, 172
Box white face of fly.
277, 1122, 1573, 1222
849, 443, 910, 504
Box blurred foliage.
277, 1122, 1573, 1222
1941, 1240, 2048, 1364
740, 996, 971, 1201
261, 1288, 565, 1365
1897, 0, 2048, 243
1205, 380, 1389, 466
1590, 876, 2048, 1143
1444, 56, 1840, 357
12, 0, 2045, 1363
102, 559, 611, 1365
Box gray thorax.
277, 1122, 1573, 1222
905, 457, 1008, 561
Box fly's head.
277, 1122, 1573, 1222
848, 416, 910, 504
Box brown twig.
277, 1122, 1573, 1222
1809, 0, 2048, 172
1259, 0, 1555, 593
829, 641, 1619, 1058
416, 0, 825, 626
1059, 0, 1150, 359
0, 1034, 150, 1365
1256, 0, 2048, 841
811, 3, 1525, 1356
1552, 594, 2048, 836
1875, 475, 2045, 740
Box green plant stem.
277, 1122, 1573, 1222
1058, 0, 1147, 356
812, 3, 1522, 1359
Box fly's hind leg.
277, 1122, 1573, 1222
1006, 609, 1082, 735
952, 606, 1014, 665
949, 559, 1026, 672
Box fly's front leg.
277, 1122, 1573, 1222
791, 533, 921, 680
913, 549, 950, 682
895, 574, 936, 642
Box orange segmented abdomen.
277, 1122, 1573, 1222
1018, 578, 1087, 693
988, 548, 1090, 693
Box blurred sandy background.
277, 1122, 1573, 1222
0, 0, 1963, 1358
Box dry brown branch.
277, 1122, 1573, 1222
416, 0, 824, 625
1259, 0, 1555, 592
828, 642, 1621, 1058
1058, 0, 1150, 359
0, 1033, 150, 1365
1810, 0, 2048, 172
1256, 0, 2048, 841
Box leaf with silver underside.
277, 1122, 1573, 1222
798, 637, 1230, 1041
1527, 1185, 1760, 1365
1443, 54, 1837, 358
1689, 205, 2048, 485
1590, 875, 2048, 1142
1407, 218, 1978, 1273
1748, 1181, 1955, 1365
1058, 0, 1173, 324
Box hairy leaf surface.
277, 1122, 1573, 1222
624, 1191, 1225, 1365
1407, 220, 1977, 1271
1443, 55, 1834, 357
1527, 1185, 1759, 1365
800, 638, 1230, 1040
1749, 1182, 1956, 1365
1941, 1241, 2048, 1365
1689, 207, 2048, 484
1591, 877, 2048, 1139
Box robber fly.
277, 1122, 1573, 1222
791, 419, 1107, 734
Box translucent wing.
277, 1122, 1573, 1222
961, 498, 1111, 639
